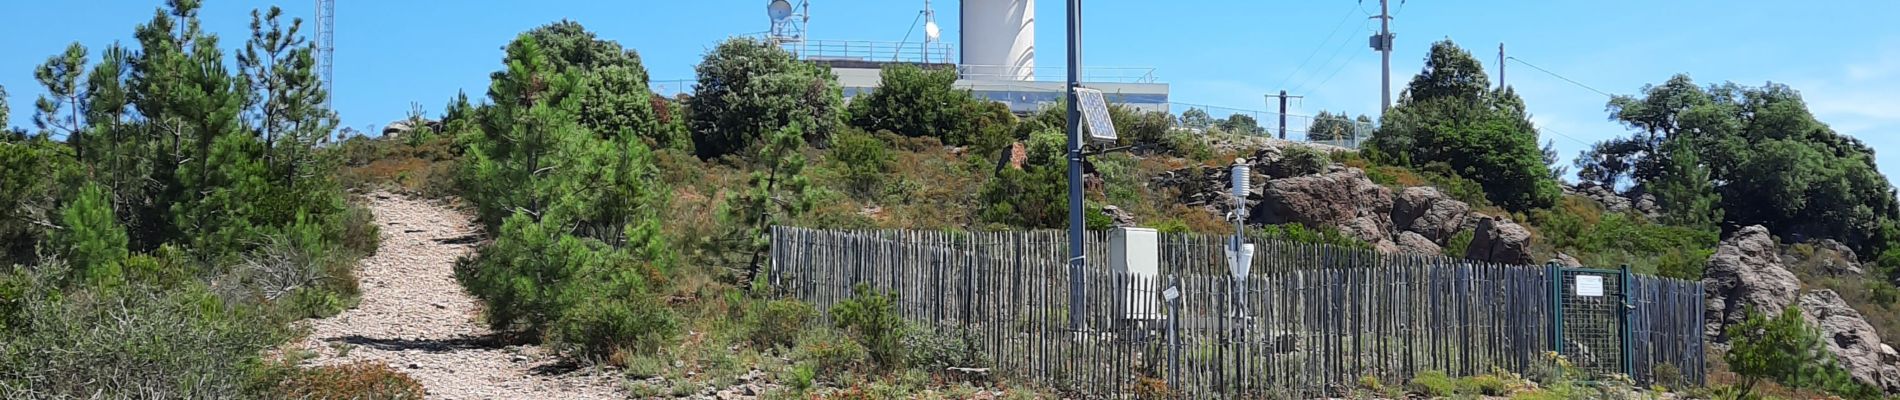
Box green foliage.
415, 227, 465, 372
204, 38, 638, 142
272, 362, 426, 400
1723, 306, 1856, 399
1407, 370, 1457, 397
1307, 110, 1371, 142
831, 283, 907, 370
1278, 144, 1331, 177
688, 37, 845, 159
792, 327, 869, 376
1368, 40, 1560, 211
1527, 197, 1718, 275
720, 123, 815, 282
846, 64, 1015, 151
1584, 74, 1900, 257
1650, 138, 1723, 230
510, 21, 684, 151
1217, 113, 1266, 136
0, 265, 287, 398
52, 184, 129, 288
831, 129, 893, 198
1160, 128, 1214, 161
744, 299, 817, 350
1444, 229, 1475, 258
905, 325, 986, 372
1253, 224, 1372, 249
1456, 374, 1512, 396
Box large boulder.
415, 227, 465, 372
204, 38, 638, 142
1704, 225, 1802, 342
1395, 231, 1442, 256
1464, 216, 1533, 264
1799, 290, 1900, 392
1392, 187, 1472, 244
1252, 168, 1396, 250
1548, 252, 1583, 267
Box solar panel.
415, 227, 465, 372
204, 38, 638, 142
1074, 87, 1118, 142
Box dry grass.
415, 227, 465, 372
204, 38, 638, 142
274, 362, 427, 400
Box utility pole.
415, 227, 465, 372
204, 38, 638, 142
1369, 0, 1393, 114
1064, 0, 1086, 332
1265, 91, 1304, 140
1498, 42, 1506, 89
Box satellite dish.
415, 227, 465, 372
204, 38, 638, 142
924, 21, 941, 41
767, 0, 794, 21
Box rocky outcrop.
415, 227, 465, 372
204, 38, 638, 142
1787, 239, 1866, 276
1800, 290, 1900, 392
1395, 231, 1442, 255
1392, 187, 1472, 244
1252, 168, 1397, 252
1704, 225, 1802, 342
1563, 182, 1660, 218
1101, 205, 1137, 228
1464, 216, 1533, 264
1548, 252, 1583, 267
383, 118, 442, 138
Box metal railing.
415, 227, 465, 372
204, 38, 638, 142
955, 64, 1160, 84
792, 39, 955, 64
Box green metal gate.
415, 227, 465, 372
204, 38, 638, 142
1550, 265, 1633, 378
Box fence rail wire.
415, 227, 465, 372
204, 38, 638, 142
769, 227, 1706, 398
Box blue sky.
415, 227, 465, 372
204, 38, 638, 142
4, 1, 1900, 181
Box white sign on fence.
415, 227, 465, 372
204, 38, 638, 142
1575, 275, 1604, 297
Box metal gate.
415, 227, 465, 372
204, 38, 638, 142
1551, 266, 1632, 378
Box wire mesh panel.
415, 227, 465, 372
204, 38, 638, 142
1557, 268, 1625, 377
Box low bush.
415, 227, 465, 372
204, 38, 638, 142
1407, 370, 1456, 397
1253, 224, 1372, 250
831, 283, 907, 370
1456, 373, 1511, 396
745, 299, 817, 350
792, 327, 869, 376
831, 129, 893, 199
273, 362, 426, 400
904, 324, 986, 372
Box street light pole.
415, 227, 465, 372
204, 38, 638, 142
1065, 0, 1087, 332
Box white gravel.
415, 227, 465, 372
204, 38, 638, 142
293, 193, 628, 400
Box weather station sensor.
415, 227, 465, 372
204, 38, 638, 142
1074, 87, 1118, 143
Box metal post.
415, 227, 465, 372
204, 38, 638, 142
1498, 42, 1506, 89
1548, 262, 1562, 352
1619, 264, 1634, 378
1277, 90, 1289, 140
1065, 0, 1086, 332
1377, 0, 1392, 114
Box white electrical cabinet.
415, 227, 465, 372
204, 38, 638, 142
1110, 227, 1161, 320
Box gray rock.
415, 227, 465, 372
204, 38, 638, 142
1392, 187, 1472, 244
1394, 231, 1442, 256
1548, 252, 1583, 267
1101, 205, 1138, 227
1252, 168, 1396, 249
1465, 216, 1533, 265
1704, 225, 1802, 343
1800, 290, 1900, 392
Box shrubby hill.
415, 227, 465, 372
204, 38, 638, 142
7, 3, 1900, 398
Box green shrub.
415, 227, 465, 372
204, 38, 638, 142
905, 325, 986, 372
1407, 370, 1457, 397
1456, 374, 1510, 396
831, 283, 907, 370
50, 183, 129, 288
846, 64, 1015, 151
1253, 224, 1372, 250
831, 129, 893, 198
1276, 145, 1331, 177
1444, 229, 1475, 258
1725, 306, 1872, 399
745, 299, 817, 350
1161, 129, 1213, 161
792, 327, 869, 376
457, 213, 678, 359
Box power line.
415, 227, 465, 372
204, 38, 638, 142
1302, 42, 1367, 93
1275, 6, 1363, 90
1505, 56, 1614, 98
1291, 19, 1372, 94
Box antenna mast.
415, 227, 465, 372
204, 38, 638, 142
316, 0, 336, 111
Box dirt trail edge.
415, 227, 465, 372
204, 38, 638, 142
294, 193, 626, 400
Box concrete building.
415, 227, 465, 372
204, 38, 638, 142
771, 0, 1169, 114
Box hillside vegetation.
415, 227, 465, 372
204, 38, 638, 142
6, 2, 1900, 399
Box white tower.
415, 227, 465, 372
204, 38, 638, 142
960, 0, 1035, 81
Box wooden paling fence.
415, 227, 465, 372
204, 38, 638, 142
769, 227, 1706, 398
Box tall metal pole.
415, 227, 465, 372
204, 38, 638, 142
1377, 0, 1392, 113
1065, 0, 1086, 332
1277, 90, 1289, 140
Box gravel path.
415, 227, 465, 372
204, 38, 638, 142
294, 193, 627, 400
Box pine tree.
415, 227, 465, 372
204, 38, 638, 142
1651, 139, 1722, 229
722, 123, 813, 285
239, 6, 337, 190
33, 43, 89, 156
53, 184, 129, 287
